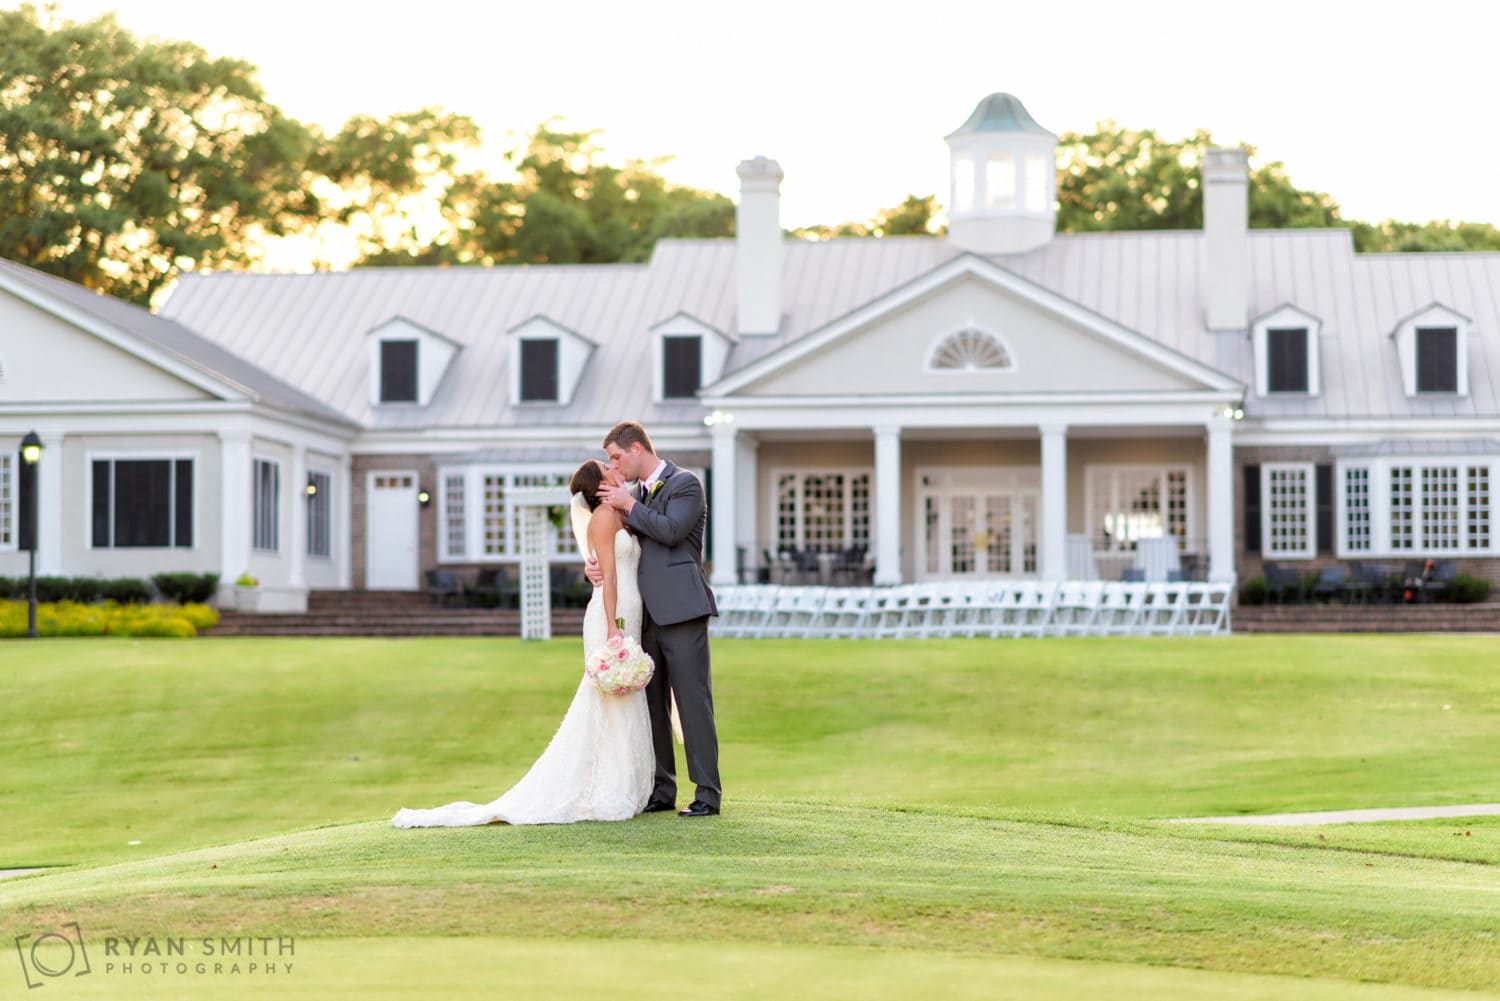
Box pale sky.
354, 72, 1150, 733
31, 0, 1500, 234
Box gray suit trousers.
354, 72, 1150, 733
641, 610, 720, 809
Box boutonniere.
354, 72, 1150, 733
649, 481, 664, 498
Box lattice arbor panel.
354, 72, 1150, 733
509, 485, 570, 641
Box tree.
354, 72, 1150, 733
0, 5, 319, 303
1350, 219, 1500, 253
791, 194, 943, 240
1054, 122, 1342, 233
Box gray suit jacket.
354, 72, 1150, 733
625, 461, 717, 626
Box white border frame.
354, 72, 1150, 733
1083, 462, 1197, 554
435, 463, 580, 564
768, 465, 875, 557
1334, 457, 1498, 558
83, 449, 202, 552
1260, 462, 1317, 560
251, 455, 281, 554
912, 465, 1039, 580
306, 466, 334, 561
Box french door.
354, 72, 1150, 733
916, 469, 1038, 579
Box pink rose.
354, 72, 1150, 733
606, 635, 625, 650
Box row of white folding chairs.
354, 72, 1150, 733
711, 580, 1234, 639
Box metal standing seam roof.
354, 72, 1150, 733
0, 258, 355, 427
155, 229, 1500, 430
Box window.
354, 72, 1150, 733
985, 154, 1015, 209
1415, 327, 1458, 393
662, 335, 702, 399
774, 470, 872, 553
0, 453, 12, 548
442, 473, 466, 560
1263, 464, 1314, 558
929, 328, 1011, 371
513, 473, 573, 554
1266, 328, 1309, 393
519, 339, 559, 403
306, 470, 331, 559
253, 459, 280, 552
90, 458, 193, 549
1085, 466, 1191, 552
380, 340, 418, 403
953, 157, 974, 212
1343, 467, 1371, 552
1340, 460, 1495, 555
482, 475, 507, 555
1024, 154, 1048, 213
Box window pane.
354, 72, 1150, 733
482, 475, 506, 555
801, 474, 845, 553
776, 474, 798, 551
1420, 466, 1460, 550
1267, 327, 1308, 393
849, 473, 871, 551
985, 155, 1015, 209
1266, 466, 1310, 555
174, 460, 193, 549
114, 460, 171, 547
1390, 466, 1414, 550
1468, 466, 1491, 550
1344, 467, 1370, 552
380, 340, 419, 403
662, 336, 702, 398
1024, 154, 1048, 213
444, 474, 466, 559
1416, 327, 1457, 392
520, 339, 559, 402
0, 455, 10, 548
254, 460, 280, 552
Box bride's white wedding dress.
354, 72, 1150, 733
392, 525, 653, 827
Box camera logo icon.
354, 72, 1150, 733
15, 922, 92, 989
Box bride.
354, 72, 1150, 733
392, 460, 654, 827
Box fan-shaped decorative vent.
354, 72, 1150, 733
930, 329, 1011, 371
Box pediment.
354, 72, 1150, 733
708, 255, 1238, 399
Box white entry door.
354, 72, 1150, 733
366, 471, 419, 589
916, 469, 1039, 580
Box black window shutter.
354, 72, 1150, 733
380, 340, 419, 403
663, 336, 702, 398
175, 459, 194, 548
1315, 464, 1334, 555
1267, 328, 1308, 393
92, 460, 111, 548
520, 339, 559, 402
1416, 327, 1457, 392
1243, 464, 1261, 554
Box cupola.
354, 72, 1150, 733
945, 93, 1058, 254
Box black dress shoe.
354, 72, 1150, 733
678, 800, 720, 818
641, 799, 676, 814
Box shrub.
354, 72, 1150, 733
99, 578, 151, 604
1450, 573, 1493, 604
34, 576, 101, 603
176, 603, 220, 631
0, 600, 208, 638
1239, 576, 1268, 606
153, 572, 221, 605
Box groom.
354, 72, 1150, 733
590, 420, 721, 818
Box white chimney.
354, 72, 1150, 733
736, 156, 783, 336
1202, 147, 1250, 331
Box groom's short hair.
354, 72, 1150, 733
604, 421, 654, 454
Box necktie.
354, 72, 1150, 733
636, 483, 647, 503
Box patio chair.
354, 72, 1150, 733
1263, 563, 1303, 604
829, 545, 868, 586
424, 568, 464, 608
1309, 564, 1347, 604
1422, 560, 1459, 602
464, 566, 517, 609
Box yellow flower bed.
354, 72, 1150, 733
0, 600, 219, 638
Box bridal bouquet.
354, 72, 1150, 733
585, 631, 654, 696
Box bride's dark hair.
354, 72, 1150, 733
569, 461, 605, 511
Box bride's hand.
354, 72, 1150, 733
607, 624, 623, 642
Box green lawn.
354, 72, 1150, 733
2, 636, 1498, 998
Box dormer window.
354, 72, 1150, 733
519, 338, 559, 403
662, 336, 702, 399
379, 339, 418, 403
1416, 327, 1458, 393
366, 317, 461, 408
1393, 304, 1469, 398
650, 313, 734, 403
1266, 328, 1309, 393
1251, 304, 1320, 397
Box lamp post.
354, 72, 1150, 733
18, 431, 43, 639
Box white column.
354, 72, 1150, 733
1207, 421, 1236, 582
219, 430, 252, 602
288, 444, 307, 591
710, 424, 738, 588
36, 431, 64, 575
735, 436, 758, 579
338, 456, 353, 588
874, 426, 902, 586
1040, 424, 1068, 581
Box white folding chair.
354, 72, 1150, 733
1048, 580, 1104, 636
1181, 582, 1232, 635
1139, 581, 1188, 636
821, 587, 874, 638
785, 586, 831, 638
709, 585, 744, 637
869, 585, 916, 639
1095, 581, 1147, 635
945, 583, 986, 638
1005, 581, 1055, 638
738, 585, 783, 639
